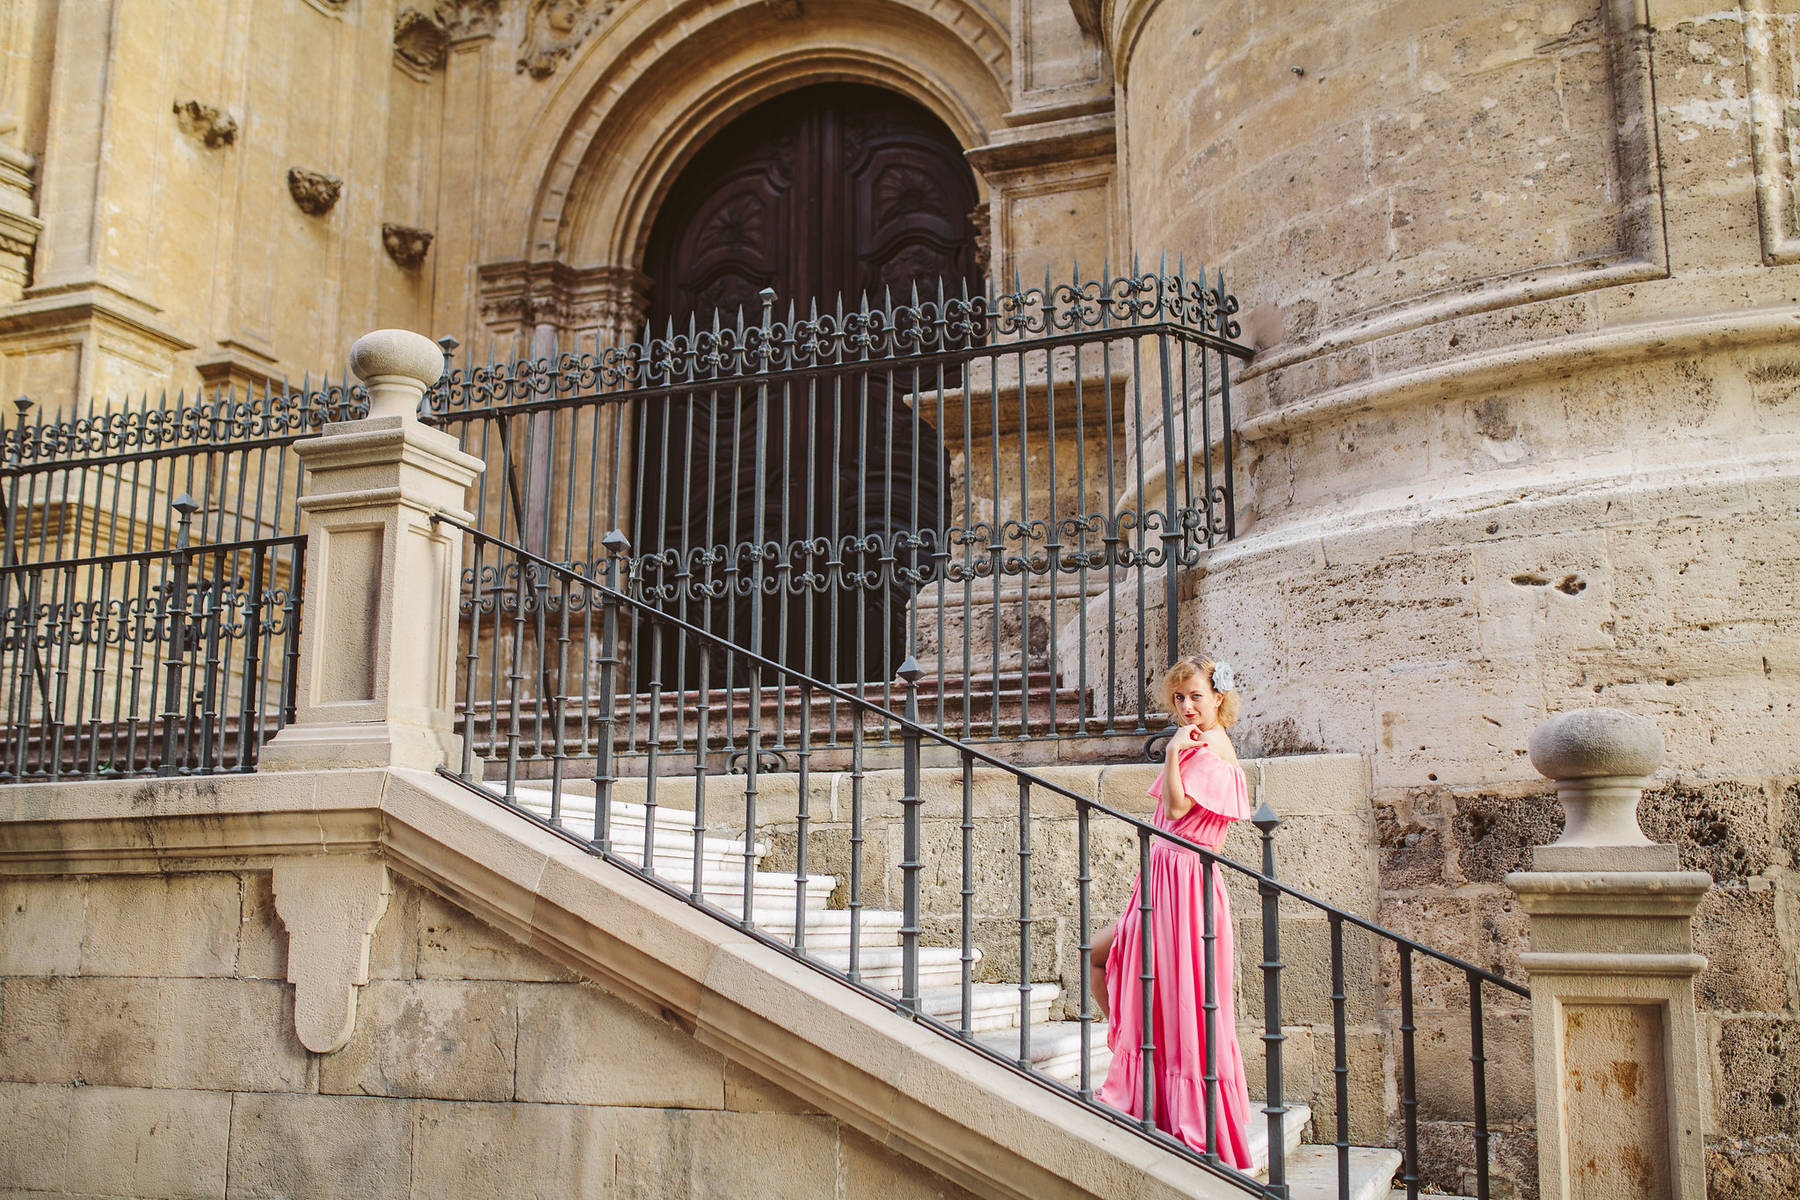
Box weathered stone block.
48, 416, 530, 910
1706, 1137, 1800, 1200
153, 978, 308, 1093
1640, 779, 1778, 882
410, 1099, 614, 1196
1296, 1026, 1392, 1148
225, 1092, 415, 1200
838, 1125, 984, 1199
0, 878, 84, 976
415, 889, 577, 982
0, 1081, 70, 1191
1412, 1008, 1535, 1125
366, 879, 421, 981
515, 980, 725, 1107
1713, 1016, 1800, 1138
1375, 790, 1453, 888
236, 871, 288, 981
724, 1058, 819, 1114
0, 976, 160, 1087
1455, 790, 1561, 883
318, 979, 515, 1102
65, 1086, 231, 1198
1237, 916, 1383, 1027
610, 1107, 839, 1199
1695, 884, 1792, 1012
80, 873, 241, 977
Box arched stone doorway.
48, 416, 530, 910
633, 83, 981, 686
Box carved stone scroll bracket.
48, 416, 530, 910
172, 99, 238, 149
287, 168, 343, 217
271, 855, 393, 1054
382, 223, 434, 269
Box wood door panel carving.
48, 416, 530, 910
640, 83, 979, 685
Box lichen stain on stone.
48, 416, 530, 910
1611, 1058, 1643, 1102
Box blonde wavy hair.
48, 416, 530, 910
1158, 655, 1242, 729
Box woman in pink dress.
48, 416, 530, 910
1090, 654, 1255, 1168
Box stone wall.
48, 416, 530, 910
1099, 4, 1800, 1191
0, 870, 979, 1199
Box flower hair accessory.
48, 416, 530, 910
1211, 661, 1236, 692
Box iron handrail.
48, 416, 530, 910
432, 512, 1523, 994
436, 516, 1525, 1199
0, 533, 305, 574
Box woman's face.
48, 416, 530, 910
1169, 673, 1221, 729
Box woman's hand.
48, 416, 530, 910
1169, 723, 1205, 754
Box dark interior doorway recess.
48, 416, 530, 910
637, 83, 981, 686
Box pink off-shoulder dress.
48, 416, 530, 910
1097, 743, 1255, 1167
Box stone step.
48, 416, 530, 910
977, 1019, 1112, 1084
1285, 1145, 1404, 1200
683, 869, 837, 911
815, 944, 976, 991
916, 982, 1057, 1033
512, 788, 764, 865
754, 908, 904, 951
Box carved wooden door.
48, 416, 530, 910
638, 83, 980, 686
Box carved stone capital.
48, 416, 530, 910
287, 168, 343, 217
382, 223, 434, 269
271, 856, 392, 1054
476, 259, 650, 344
173, 99, 237, 149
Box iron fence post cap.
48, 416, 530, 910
1252, 800, 1281, 832
349, 329, 445, 390
601, 529, 631, 553
896, 656, 923, 683
1528, 708, 1663, 782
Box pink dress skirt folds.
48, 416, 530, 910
1097, 745, 1256, 1168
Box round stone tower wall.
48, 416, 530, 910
1108, 3, 1800, 1190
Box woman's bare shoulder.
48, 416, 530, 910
1199, 729, 1239, 764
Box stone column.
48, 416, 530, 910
258, 330, 484, 772
1506, 709, 1712, 1200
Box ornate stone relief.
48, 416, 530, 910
286, 168, 343, 216
517, 0, 619, 78
172, 99, 237, 149
438, 0, 500, 40
477, 260, 650, 343
394, 7, 453, 75
382, 223, 435, 268
968, 203, 991, 279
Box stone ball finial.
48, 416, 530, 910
1529, 708, 1663, 783
349, 329, 444, 420
1527, 708, 1673, 871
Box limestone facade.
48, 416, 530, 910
0, 868, 989, 1198
2, 0, 1798, 1194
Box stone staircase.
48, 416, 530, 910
510, 783, 1404, 1199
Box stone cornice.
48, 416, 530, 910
966, 113, 1115, 177
0, 766, 1235, 1200
0, 281, 196, 351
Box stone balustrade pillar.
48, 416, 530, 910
258, 329, 484, 772
1506, 709, 1711, 1200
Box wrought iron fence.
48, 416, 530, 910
440, 518, 1530, 1200
0, 497, 304, 781
422, 265, 1251, 766
0, 381, 355, 779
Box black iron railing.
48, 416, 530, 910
0, 380, 355, 780
423, 266, 1251, 764
0, 497, 304, 781
438, 517, 1529, 1199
